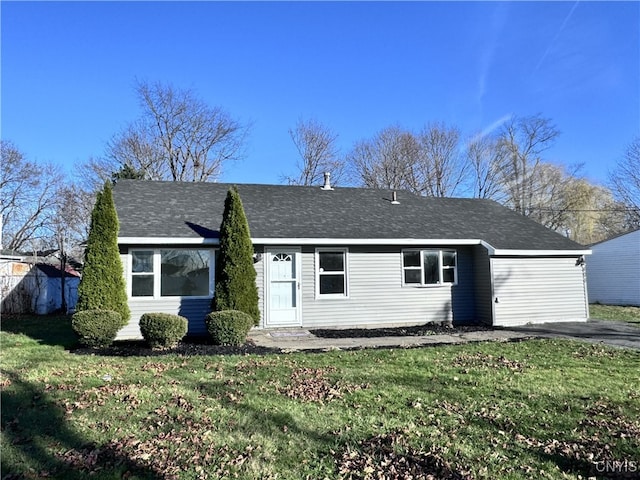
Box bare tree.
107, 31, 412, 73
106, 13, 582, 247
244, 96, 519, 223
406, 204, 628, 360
0, 141, 62, 252
346, 126, 419, 191
494, 115, 560, 216
42, 183, 95, 312
49, 184, 93, 250
464, 133, 505, 200
105, 80, 249, 182
412, 123, 466, 197
609, 136, 640, 223
106, 122, 166, 180
346, 124, 470, 197
78, 156, 115, 194
282, 118, 345, 186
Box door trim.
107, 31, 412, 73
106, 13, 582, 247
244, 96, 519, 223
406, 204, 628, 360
264, 247, 302, 327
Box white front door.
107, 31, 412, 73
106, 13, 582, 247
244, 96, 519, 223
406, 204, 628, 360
266, 248, 301, 327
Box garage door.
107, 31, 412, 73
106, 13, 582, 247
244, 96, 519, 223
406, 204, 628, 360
491, 256, 588, 326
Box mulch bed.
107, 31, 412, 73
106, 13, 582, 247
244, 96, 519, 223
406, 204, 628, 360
311, 323, 492, 338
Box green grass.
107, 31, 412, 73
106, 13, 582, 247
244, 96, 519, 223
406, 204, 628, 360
2, 315, 639, 479
590, 304, 640, 325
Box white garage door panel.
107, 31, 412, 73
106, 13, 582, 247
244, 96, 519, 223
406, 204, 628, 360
492, 257, 588, 326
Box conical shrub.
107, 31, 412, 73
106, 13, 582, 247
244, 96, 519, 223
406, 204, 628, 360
76, 182, 130, 323
212, 186, 260, 324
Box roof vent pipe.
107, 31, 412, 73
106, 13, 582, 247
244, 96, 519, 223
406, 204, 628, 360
321, 172, 334, 190
391, 191, 400, 204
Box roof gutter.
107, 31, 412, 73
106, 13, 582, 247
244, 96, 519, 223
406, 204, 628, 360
119, 237, 487, 246
252, 238, 486, 246
118, 237, 219, 245
489, 248, 592, 256
118, 236, 591, 256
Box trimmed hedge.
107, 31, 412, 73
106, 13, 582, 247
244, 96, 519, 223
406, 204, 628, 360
139, 313, 188, 348
205, 310, 254, 346
72, 310, 124, 348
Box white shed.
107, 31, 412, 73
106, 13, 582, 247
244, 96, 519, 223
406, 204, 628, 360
0, 261, 80, 314
586, 229, 640, 306
32, 264, 81, 314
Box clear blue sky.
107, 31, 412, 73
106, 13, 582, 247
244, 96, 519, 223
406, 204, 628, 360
2, 1, 639, 187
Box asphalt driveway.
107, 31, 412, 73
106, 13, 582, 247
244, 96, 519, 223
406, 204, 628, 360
505, 319, 640, 350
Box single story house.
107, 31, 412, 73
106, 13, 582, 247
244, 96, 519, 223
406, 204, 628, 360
586, 228, 640, 306
112, 178, 591, 338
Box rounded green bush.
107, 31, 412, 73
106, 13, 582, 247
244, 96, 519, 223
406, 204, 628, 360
205, 310, 254, 346
139, 312, 188, 348
72, 310, 124, 348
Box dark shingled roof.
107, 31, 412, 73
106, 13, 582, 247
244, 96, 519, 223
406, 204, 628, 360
112, 180, 586, 251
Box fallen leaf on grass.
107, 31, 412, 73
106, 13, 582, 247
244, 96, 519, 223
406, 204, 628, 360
0, 375, 12, 389
277, 367, 368, 403
514, 407, 640, 479
452, 352, 527, 372
571, 345, 622, 359
334, 430, 474, 479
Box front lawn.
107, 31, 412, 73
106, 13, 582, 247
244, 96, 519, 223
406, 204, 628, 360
2, 315, 639, 479
590, 304, 640, 325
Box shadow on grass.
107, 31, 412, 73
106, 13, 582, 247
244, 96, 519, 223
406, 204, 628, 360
196, 379, 340, 476
0, 370, 159, 479
0, 314, 78, 349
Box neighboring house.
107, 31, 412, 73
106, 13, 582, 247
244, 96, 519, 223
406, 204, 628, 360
112, 179, 591, 339
0, 260, 80, 314
586, 229, 640, 306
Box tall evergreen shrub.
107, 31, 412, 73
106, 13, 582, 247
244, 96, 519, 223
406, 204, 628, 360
76, 182, 130, 322
212, 186, 260, 324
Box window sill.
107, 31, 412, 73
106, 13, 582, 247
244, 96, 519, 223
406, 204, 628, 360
315, 294, 350, 300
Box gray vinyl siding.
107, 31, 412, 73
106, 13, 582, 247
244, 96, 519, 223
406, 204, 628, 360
121, 297, 211, 338
296, 245, 477, 328
491, 256, 588, 326
117, 247, 216, 339
472, 245, 493, 325
586, 230, 640, 306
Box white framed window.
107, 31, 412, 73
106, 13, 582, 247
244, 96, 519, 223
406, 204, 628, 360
315, 248, 348, 298
131, 250, 155, 297
129, 248, 215, 298
402, 249, 457, 286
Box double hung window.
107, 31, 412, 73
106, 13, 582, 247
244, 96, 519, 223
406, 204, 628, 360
316, 248, 348, 297
131, 250, 154, 297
